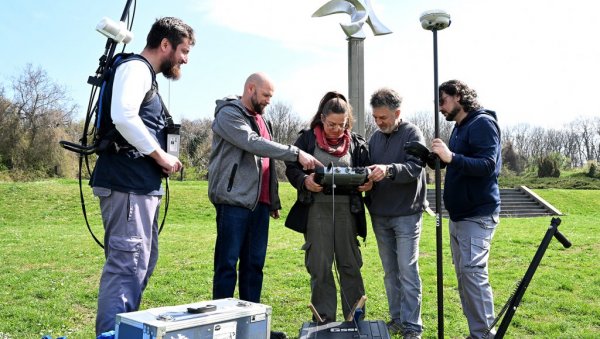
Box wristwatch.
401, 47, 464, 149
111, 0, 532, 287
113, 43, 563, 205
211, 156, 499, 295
386, 165, 396, 179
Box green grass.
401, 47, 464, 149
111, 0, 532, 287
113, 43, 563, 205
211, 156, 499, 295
1, 180, 599, 338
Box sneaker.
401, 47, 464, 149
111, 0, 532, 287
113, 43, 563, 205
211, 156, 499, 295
270, 330, 288, 339
386, 320, 403, 335
403, 331, 422, 339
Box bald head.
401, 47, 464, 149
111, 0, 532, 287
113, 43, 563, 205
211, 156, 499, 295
241, 72, 275, 114
244, 72, 271, 88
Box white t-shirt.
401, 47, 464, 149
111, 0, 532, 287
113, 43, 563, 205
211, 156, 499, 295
110, 59, 161, 155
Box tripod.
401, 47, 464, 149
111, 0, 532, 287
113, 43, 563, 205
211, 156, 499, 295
486, 217, 571, 338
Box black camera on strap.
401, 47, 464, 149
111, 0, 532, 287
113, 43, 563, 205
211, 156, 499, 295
404, 141, 446, 169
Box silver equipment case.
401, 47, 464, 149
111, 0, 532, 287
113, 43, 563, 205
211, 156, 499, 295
115, 298, 271, 339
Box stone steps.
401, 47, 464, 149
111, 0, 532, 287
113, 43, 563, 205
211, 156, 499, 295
426, 186, 562, 218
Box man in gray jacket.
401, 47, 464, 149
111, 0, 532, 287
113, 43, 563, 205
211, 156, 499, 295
366, 88, 428, 339
208, 73, 320, 338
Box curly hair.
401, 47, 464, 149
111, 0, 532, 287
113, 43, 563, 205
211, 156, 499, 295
439, 80, 482, 113
370, 87, 403, 110
309, 91, 354, 130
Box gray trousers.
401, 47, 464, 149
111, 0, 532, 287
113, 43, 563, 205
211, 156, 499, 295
302, 194, 365, 322
94, 188, 161, 335
449, 215, 499, 339
371, 213, 423, 335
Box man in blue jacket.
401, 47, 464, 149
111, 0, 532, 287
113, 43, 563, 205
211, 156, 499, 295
431, 80, 501, 339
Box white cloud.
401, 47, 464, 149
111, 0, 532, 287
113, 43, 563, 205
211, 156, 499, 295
185, 0, 599, 129
198, 0, 344, 54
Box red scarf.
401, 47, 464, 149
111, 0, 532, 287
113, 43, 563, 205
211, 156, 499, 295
314, 125, 350, 157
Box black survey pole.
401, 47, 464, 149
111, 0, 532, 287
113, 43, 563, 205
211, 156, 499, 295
119, 0, 134, 22
419, 10, 451, 338
432, 27, 444, 339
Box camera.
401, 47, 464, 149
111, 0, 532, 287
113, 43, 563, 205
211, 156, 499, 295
404, 141, 446, 169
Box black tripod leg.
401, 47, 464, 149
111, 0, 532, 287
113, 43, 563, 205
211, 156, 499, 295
495, 217, 570, 338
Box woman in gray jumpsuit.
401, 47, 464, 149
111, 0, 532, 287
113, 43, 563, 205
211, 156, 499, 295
285, 91, 372, 323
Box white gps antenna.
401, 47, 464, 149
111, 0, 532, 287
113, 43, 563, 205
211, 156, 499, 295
419, 10, 451, 31
96, 17, 134, 44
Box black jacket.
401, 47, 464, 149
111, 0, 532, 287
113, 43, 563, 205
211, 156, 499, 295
284, 129, 370, 239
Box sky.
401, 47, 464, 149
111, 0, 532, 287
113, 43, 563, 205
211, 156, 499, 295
1, 0, 598, 130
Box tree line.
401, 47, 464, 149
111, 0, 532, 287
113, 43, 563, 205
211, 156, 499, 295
1, 65, 599, 181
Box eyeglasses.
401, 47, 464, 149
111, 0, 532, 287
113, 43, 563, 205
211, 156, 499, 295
322, 118, 347, 130
439, 95, 451, 106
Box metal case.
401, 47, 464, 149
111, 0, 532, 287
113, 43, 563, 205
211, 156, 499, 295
115, 298, 271, 339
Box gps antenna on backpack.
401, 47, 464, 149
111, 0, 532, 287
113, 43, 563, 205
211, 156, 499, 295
58, 0, 137, 249
59, 0, 135, 156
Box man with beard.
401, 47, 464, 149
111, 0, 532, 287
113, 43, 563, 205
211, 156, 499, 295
90, 17, 194, 335
431, 80, 501, 339
365, 88, 427, 339
208, 72, 321, 339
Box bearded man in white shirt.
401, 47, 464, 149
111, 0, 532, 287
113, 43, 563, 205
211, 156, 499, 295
89, 17, 195, 335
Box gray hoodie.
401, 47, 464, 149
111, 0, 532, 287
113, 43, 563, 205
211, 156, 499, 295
208, 98, 300, 210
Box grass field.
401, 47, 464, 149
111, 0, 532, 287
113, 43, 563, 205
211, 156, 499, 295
0, 180, 599, 338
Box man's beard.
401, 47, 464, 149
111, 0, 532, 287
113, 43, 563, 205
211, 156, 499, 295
160, 55, 181, 80
444, 107, 460, 121
251, 93, 265, 113
379, 122, 396, 134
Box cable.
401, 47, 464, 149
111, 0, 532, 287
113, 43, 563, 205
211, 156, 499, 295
328, 162, 363, 335
67, 0, 169, 248
158, 177, 169, 235
78, 152, 104, 248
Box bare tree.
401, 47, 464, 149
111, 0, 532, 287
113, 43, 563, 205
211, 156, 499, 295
544, 128, 566, 156
574, 117, 598, 162
363, 108, 377, 140
404, 110, 453, 146
566, 120, 589, 167
265, 101, 306, 145
501, 117, 600, 169
264, 101, 307, 180
180, 117, 213, 179
12, 64, 76, 139
0, 65, 77, 177
563, 125, 584, 167
594, 117, 600, 163
528, 126, 547, 160
0, 87, 19, 169
504, 123, 531, 159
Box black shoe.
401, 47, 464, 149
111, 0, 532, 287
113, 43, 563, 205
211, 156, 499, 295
270, 330, 288, 339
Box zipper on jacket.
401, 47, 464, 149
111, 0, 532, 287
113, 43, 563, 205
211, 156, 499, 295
227, 164, 238, 192
251, 157, 263, 211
